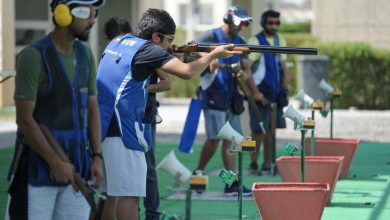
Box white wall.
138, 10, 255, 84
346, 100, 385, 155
163, 0, 228, 31
312, 0, 390, 49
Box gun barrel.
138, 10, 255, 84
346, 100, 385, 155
196, 43, 317, 55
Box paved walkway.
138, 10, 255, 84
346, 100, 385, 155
1, 98, 389, 148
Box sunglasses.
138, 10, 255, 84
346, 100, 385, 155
71, 7, 98, 19
158, 32, 175, 42
266, 20, 280, 26
240, 21, 250, 27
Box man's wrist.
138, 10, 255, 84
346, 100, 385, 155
92, 152, 103, 160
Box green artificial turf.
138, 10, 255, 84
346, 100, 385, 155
1, 141, 389, 219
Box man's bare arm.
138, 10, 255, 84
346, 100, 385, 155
159, 45, 241, 80
87, 96, 103, 188
148, 69, 171, 93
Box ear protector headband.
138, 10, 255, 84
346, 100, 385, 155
260, 16, 266, 28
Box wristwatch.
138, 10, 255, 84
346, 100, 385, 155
92, 152, 103, 160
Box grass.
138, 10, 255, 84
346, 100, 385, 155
0, 108, 15, 120
1, 141, 390, 219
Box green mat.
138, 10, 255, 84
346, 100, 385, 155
1, 141, 390, 219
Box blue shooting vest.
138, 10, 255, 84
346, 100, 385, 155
28, 35, 90, 186
97, 34, 151, 152
255, 32, 284, 102
201, 27, 244, 110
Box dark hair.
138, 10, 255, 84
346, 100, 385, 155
261, 10, 280, 23
104, 17, 132, 40
136, 8, 176, 40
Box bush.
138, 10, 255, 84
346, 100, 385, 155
279, 22, 311, 33
164, 74, 200, 98
314, 42, 390, 109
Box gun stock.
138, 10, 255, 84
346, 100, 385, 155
39, 124, 97, 211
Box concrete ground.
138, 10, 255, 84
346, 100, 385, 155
1, 98, 390, 148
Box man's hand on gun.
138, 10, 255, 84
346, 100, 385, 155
210, 44, 243, 59
235, 70, 250, 81
89, 157, 103, 189
253, 90, 269, 106
50, 160, 78, 191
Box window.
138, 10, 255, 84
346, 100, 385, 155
179, 4, 187, 25
199, 4, 213, 25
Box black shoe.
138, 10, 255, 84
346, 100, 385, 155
258, 163, 271, 175
224, 182, 252, 197
249, 162, 258, 170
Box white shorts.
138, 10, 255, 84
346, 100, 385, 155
28, 184, 90, 220
101, 137, 147, 197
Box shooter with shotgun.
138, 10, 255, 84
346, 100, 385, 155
247, 10, 290, 175
96, 8, 240, 220
191, 5, 255, 197
184, 6, 316, 190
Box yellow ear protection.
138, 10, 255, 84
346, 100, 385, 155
54, 3, 73, 27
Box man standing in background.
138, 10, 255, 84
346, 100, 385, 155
248, 10, 289, 175
193, 5, 253, 196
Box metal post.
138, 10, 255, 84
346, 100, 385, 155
238, 151, 243, 220
270, 103, 277, 176
300, 130, 307, 182
311, 110, 315, 156
330, 97, 334, 139
185, 189, 192, 220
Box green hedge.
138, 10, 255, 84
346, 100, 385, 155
279, 22, 311, 33
314, 42, 390, 109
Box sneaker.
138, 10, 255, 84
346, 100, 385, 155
258, 163, 271, 175
224, 181, 252, 197
249, 162, 258, 171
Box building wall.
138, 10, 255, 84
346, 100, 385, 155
312, 0, 390, 49
233, 0, 267, 40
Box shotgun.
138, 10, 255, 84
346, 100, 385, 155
172, 42, 317, 55
221, 64, 267, 134
238, 79, 267, 134
39, 124, 97, 211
